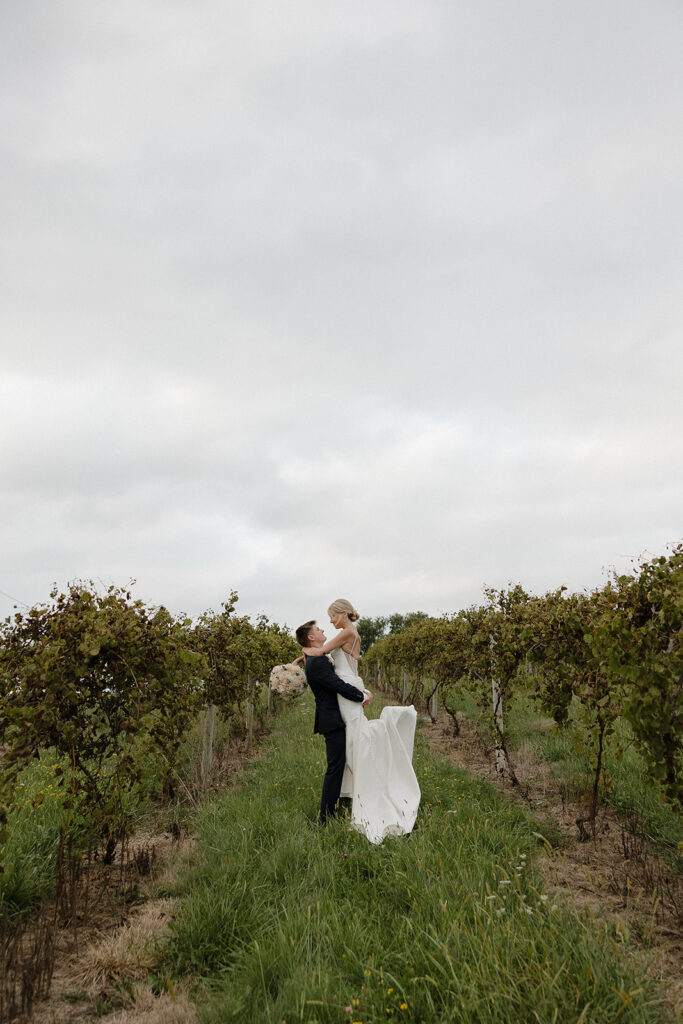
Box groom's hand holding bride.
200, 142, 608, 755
294, 654, 371, 706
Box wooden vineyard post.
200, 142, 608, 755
246, 675, 255, 742
491, 676, 506, 774
267, 680, 273, 715
430, 683, 439, 720
201, 703, 216, 788
402, 669, 409, 703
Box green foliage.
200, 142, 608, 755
357, 615, 387, 651
597, 545, 683, 807
522, 548, 683, 816
0, 582, 204, 860
193, 594, 298, 718
507, 698, 683, 859
386, 609, 429, 634
520, 585, 624, 828
0, 753, 72, 913
363, 549, 683, 818
363, 588, 532, 744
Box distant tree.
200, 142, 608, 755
357, 611, 430, 653
357, 616, 387, 652
387, 611, 429, 635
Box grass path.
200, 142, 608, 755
161, 694, 669, 1024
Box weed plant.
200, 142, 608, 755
163, 693, 668, 1023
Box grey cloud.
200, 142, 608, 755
1, 0, 681, 627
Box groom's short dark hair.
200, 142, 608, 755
295, 620, 316, 646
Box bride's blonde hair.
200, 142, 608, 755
328, 598, 360, 622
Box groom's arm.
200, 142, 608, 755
306, 656, 364, 703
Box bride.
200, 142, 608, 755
302, 598, 421, 845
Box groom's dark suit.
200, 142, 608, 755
304, 653, 364, 822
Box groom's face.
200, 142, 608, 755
308, 625, 326, 647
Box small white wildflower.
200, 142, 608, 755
499, 879, 511, 886
485, 894, 496, 900
540, 894, 548, 902
524, 908, 533, 915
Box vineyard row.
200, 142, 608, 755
360, 545, 683, 828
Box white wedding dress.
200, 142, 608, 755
332, 644, 421, 845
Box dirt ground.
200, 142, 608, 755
421, 707, 683, 1016
26, 833, 196, 1024
6, 732, 260, 1024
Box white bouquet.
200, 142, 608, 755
269, 662, 307, 700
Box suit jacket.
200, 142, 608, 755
304, 653, 364, 735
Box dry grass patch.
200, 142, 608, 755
70, 898, 176, 991
138, 835, 194, 898
100, 984, 198, 1024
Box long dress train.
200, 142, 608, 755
332, 644, 421, 844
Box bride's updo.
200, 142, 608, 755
328, 598, 360, 622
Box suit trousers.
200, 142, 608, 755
320, 726, 346, 823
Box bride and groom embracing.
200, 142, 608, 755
295, 599, 421, 845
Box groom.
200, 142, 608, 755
295, 620, 371, 824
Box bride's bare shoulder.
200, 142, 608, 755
341, 628, 360, 654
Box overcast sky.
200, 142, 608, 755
1, 0, 681, 632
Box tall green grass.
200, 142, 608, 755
162, 693, 669, 1023
1, 753, 70, 913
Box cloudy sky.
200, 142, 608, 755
1, 0, 681, 631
